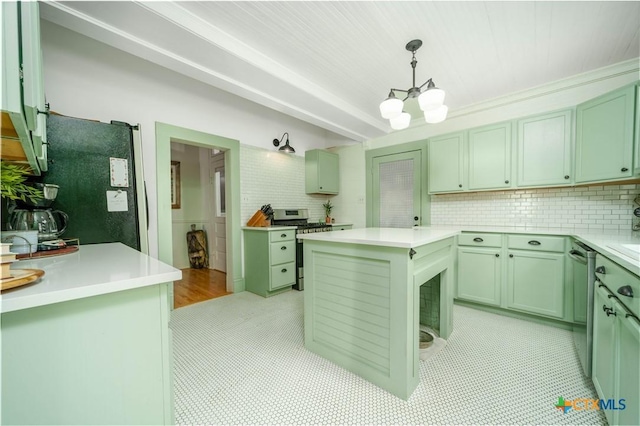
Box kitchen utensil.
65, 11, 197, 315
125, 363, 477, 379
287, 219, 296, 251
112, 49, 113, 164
38, 239, 67, 251
1, 231, 39, 254
7, 208, 69, 242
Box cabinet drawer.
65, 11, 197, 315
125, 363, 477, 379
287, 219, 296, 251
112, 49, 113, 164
596, 255, 640, 319
270, 262, 295, 290
458, 233, 502, 248
507, 235, 565, 252
270, 230, 295, 243
270, 241, 295, 265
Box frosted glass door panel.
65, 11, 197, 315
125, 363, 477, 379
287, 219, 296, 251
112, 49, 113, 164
372, 151, 421, 228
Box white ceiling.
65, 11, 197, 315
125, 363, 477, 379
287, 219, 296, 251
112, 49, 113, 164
41, 1, 640, 142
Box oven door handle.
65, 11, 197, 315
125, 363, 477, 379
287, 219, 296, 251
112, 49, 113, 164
568, 250, 587, 265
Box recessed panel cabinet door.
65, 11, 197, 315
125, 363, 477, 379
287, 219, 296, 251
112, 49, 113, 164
576, 85, 635, 183
456, 247, 501, 306
468, 122, 512, 190
615, 301, 640, 426
506, 250, 564, 318
517, 110, 572, 186
428, 132, 464, 193
592, 286, 617, 425
635, 85, 640, 176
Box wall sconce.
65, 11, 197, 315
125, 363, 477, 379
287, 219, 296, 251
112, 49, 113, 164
273, 132, 295, 153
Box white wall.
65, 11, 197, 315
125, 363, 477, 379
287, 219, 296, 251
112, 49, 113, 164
40, 21, 353, 258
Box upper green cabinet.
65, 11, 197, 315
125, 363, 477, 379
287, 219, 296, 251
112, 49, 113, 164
0, 1, 47, 175
428, 132, 464, 193
635, 85, 640, 176
306, 149, 339, 194
468, 122, 512, 190
575, 85, 635, 183
517, 110, 572, 187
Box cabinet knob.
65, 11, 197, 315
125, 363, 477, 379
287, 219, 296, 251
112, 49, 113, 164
458, 184, 462, 188
320, 186, 323, 189
281, 233, 287, 238
281, 246, 287, 250
505, 180, 509, 184
621, 167, 629, 172
281, 268, 287, 273
495, 253, 500, 258
509, 254, 514, 258
564, 175, 570, 180
414, 216, 419, 221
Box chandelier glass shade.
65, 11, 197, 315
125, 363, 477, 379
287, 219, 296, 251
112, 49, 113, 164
379, 40, 448, 130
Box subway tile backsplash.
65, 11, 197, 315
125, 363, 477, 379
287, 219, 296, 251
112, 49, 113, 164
240, 145, 327, 224
430, 184, 640, 231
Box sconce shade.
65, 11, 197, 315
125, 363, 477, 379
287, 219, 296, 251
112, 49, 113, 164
390, 111, 411, 130
273, 132, 295, 153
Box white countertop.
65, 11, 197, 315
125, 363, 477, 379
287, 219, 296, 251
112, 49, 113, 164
297, 227, 460, 248
299, 225, 640, 275
242, 226, 297, 231
1, 243, 182, 314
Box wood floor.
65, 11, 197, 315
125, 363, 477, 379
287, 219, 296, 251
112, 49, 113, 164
174, 268, 230, 309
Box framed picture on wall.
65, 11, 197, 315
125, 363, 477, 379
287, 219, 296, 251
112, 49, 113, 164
171, 161, 181, 209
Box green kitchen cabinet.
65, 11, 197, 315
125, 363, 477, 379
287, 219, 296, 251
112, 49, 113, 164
457, 246, 502, 306
575, 84, 635, 183
0, 1, 46, 175
428, 132, 465, 193
592, 285, 619, 425
615, 298, 640, 426
306, 149, 339, 194
517, 109, 572, 187
333, 224, 352, 230
506, 249, 565, 319
244, 228, 296, 297
468, 122, 512, 190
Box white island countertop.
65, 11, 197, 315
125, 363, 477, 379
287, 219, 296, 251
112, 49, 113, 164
297, 227, 460, 248
1, 243, 181, 314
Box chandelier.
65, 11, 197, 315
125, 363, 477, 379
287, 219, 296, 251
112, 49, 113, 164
379, 39, 448, 130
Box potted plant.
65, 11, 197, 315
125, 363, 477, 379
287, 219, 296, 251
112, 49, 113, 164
322, 199, 333, 224
0, 163, 42, 204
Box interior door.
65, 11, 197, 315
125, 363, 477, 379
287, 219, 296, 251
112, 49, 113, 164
210, 151, 226, 272
371, 150, 421, 228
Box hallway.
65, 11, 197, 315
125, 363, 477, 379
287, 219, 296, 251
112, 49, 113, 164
173, 268, 230, 308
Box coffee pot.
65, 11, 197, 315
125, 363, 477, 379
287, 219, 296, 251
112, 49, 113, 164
7, 208, 69, 242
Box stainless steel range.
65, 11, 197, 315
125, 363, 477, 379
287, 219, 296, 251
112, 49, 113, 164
271, 208, 332, 290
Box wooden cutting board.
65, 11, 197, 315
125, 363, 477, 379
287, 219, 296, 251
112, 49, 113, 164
0, 269, 45, 291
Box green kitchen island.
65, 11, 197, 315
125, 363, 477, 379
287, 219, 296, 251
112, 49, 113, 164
298, 227, 459, 400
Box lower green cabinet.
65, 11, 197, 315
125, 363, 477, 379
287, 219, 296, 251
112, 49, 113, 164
592, 285, 617, 424
244, 228, 296, 297
457, 246, 501, 306
616, 298, 640, 426
506, 250, 565, 319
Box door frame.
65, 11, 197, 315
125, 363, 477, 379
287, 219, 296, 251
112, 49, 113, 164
155, 122, 243, 298
365, 140, 430, 227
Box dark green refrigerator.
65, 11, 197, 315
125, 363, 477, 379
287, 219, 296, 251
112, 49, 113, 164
42, 114, 147, 252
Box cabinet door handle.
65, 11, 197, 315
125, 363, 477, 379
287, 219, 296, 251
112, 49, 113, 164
495, 254, 500, 258
281, 233, 287, 238
458, 184, 462, 188
281, 246, 287, 250
617, 285, 634, 298
281, 268, 287, 273
528, 240, 541, 246
473, 237, 484, 243
596, 266, 606, 274
505, 180, 509, 184
621, 167, 629, 172
509, 254, 514, 258
414, 216, 419, 221
564, 175, 570, 180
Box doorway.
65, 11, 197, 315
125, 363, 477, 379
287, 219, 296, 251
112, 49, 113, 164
155, 122, 243, 309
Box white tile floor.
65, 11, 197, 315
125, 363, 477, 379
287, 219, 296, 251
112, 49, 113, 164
171, 291, 606, 425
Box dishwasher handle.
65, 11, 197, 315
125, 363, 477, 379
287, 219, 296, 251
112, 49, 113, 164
568, 250, 587, 265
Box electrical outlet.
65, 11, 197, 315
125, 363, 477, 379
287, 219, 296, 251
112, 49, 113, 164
357, 197, 365, 204
242, 196, 249, 203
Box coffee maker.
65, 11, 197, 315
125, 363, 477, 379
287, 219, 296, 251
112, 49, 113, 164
6, 183, 69, 250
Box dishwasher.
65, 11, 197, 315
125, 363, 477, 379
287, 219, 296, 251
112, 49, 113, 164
569, 240, 597, 377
